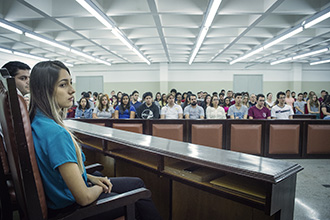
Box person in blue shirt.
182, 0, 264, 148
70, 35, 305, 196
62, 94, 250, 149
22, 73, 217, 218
75, 97, 93, 119
114, 93, 136, 119
29, 61, 161, 219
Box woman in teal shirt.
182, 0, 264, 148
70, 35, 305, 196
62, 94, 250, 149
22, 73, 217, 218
29, 61, 160, 220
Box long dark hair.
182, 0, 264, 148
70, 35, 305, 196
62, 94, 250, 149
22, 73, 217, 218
78, 97, 90, 110
119, 93, 130, 114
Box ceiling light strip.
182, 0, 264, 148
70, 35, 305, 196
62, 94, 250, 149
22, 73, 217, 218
0, 20, 23, 34
25, 32, 70, 51
271, 46, 329, 65
310, 59, 330, 65
189, 0, 222, 65
304, 6, 330, 29
0, 19, 111, 66
76, 0, 151, 65
229, 6, 330, 65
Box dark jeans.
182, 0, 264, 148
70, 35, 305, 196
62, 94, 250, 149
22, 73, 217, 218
88, 177, 161, 220
49, 177, 161, 220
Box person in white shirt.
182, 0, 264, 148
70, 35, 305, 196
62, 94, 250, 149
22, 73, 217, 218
271, 91, 294, 119
206, 96, 226, 119
160, 94, 183, 119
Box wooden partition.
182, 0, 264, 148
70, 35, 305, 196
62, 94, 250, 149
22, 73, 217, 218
75, 118, 330, 159
65, 120, 302, 220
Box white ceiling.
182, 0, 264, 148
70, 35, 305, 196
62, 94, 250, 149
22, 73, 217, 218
0, 0, 330, 66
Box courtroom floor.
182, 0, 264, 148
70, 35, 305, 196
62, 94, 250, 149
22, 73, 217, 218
284, 159, 330, 220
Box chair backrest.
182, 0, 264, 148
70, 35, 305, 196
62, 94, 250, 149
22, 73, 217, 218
0, 69, 47, 220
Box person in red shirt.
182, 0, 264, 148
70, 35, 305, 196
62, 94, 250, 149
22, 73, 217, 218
248, 94, 271, 119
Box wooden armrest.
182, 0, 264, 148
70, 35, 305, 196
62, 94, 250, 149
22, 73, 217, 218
60, 188, 151, 220
85, 163, 104, 174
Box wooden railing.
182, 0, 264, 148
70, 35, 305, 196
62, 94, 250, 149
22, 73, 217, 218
74, 118, 330, 159
65, 120, 303, 220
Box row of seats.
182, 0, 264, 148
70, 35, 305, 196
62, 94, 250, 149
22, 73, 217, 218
80, 119, 330, 158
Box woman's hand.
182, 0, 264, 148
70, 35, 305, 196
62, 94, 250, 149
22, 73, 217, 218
87, 174, 112, 193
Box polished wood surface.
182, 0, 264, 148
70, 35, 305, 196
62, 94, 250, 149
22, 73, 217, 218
65, 120, 303, 220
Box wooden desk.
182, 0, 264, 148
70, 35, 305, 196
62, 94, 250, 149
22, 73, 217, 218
65, 120, 303, 220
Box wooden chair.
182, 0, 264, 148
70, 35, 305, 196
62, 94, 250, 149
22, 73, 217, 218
0, 68, 151, 220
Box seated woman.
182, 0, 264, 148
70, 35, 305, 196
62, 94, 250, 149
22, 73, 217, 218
206, 96, 226, 119
93, 95, 114, 119
307, 94, 320, 119
321, 95, 330, 120
75, 97, 93, 119
114, 93, 136, 119
223, 97, 231, 115
29, 60, 161, 220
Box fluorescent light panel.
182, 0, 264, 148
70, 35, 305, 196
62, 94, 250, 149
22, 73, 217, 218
13, 51, 48, 61
263, 27, 303, 49
310, 59, 330, 65
270, 57, 292, 65
0, 21, 23, 34
304, 7, 330, 29
189, 0, 222, 64
76, 0, 150, 64
76, 0, 114, 29
0, 47, 13, 54
293, 48, 329, 60
25, 32, 70, 51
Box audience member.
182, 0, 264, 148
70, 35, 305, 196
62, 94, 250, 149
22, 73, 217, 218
83, 92, 95, 110
206, 96, 226, 119
117, 91, 123, 104
66, 99, 77, 118
130, 90, 142, 111
223, 97, 231, 115
271, 91, 294, 119
160, 93, 167, 107
175, 92, 182, 106
218, 93, 225, 106
228, 93, 248, 119
111, 95, 119, 109
155, 92, 162, 103
201, 94, 211, 117
2, 61, 31, 96
182, 94, 191, 110
248, 93, 257, 107
294, 93, 306, 115
242, 95, 250, 109
265, 92, 275, 109
184, 94, 204, 119
307, 94, 320, 119
248, 94, 271, 119
321, 95, 330, 120
75, 97, 93, 119
160, 94, 183, 119
285, 89, 295, 108
114, 93, 136, 119
136, 92, 160, 119
291, 91, 296, 101
319, 90, 327, 104
170, 88, 177, 98
93, 95, 114, 119
303, 92, 308, 101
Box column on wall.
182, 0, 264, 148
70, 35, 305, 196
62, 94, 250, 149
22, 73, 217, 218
160, 63, 169, 94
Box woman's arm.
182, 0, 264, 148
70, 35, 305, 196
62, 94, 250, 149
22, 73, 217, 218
92, 113, 98, 119
130, 111, 136, 119
58, 163, 103, 206
322, 106, 330, 115
114, 110, 119, 119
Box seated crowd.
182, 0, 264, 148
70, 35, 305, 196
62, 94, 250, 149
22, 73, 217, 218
67, 88, 330, 120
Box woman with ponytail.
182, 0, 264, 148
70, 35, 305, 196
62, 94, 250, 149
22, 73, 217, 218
29, 61, 160, 220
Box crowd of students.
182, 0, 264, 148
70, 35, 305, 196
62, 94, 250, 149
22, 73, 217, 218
69, 88, 330, 120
